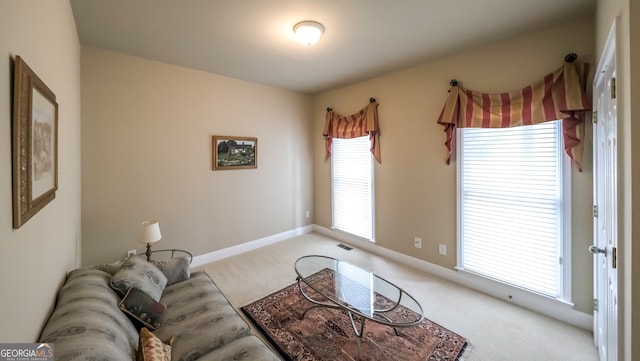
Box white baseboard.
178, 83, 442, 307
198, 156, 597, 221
311, 225, 594, 331
191, 224, 593, 331
191, 225, 314, 268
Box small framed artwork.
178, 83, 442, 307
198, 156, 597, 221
212, 135, 257, 170
12, 56, 58, 228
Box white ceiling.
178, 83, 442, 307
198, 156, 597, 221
70, 0, 595, 94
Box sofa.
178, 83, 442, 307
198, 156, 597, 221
38, 255, 281, 361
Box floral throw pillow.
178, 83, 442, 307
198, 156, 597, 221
137, 327, 174, 361
111, 255, 168, 301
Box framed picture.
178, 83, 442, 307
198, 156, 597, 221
12, 56, 58, 229
212, 135, 257, 170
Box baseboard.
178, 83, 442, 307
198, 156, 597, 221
191, 225, 315, 268
311, 225, 594, 331
191, 224, 593, 330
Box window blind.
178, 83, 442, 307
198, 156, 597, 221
458, 121, 564, 297
331, 136, 373, 240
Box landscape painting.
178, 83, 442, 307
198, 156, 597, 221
212, 135, 257, 170
12, 55, 58, 228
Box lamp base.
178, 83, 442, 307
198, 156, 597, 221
145, 243, 152, 262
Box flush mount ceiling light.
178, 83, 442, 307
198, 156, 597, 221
293, 20, 325, 46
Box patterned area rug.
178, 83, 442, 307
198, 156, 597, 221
242, 268, 469, 361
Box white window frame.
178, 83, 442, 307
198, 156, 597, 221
331, 136, 375, 241
456, 120, 572, 302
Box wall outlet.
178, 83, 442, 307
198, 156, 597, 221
439, 244, 447, 255
127, 249, 137, 257
305, 210, 310, 218
414, 237, 422, 249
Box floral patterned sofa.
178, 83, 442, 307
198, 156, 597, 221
38, 255, 281, 361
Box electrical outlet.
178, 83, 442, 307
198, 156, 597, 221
439, 244, 447, 255
127, 249, 137, 257
414, 237, 422, 249
305, 210, 310, 218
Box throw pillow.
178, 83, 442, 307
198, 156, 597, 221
119, 287, 167, 330
152, 257, 191, 285
94, 262, 123, 275
111, 255, 168, 301
137, 327, 174, 361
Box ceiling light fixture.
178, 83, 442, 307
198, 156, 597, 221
293, 20, 325, 46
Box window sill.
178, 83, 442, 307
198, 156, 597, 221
454, 267, 574, 308
330, 227, 375, 243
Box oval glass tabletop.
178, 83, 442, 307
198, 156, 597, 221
294, 255, 423, 328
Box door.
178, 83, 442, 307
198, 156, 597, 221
591, 21, 618, 361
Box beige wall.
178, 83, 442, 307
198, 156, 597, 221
81, 47, 313, 265
314, 15, 595, 313
0, 1, 82, 342
596, 0, 639, 360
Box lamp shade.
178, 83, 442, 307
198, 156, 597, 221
293, 20, 324, 46
139, 220, 161, 244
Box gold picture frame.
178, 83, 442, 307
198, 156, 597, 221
12, 56, 58, 228
212, 135, 257, 170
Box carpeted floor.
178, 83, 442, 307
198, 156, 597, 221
200, 232, 599, 361
242, 268, 468, 361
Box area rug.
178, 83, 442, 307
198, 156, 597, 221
242, 268, 469, 361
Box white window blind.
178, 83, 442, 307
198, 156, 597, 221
457, 120, 568, 298
331, 136, 373, 240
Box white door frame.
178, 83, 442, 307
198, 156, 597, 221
592, 19, 619, 361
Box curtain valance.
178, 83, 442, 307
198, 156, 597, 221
323, 100, 381, 163
436, 61, 591, 170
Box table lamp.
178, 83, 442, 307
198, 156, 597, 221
140, 219, 161, 261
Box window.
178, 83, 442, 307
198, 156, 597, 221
457, 120, 570, 300
331, 136, 374, 240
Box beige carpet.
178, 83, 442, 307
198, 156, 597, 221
200, 232, 598, 361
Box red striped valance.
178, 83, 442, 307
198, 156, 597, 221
437, 61, 591, 170
323, 101, 381, 163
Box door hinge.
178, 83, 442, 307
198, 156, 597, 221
594, 298, 599, 312
593, 205, 598, 218
592, 111, 598, 124
611, 77, 616, 99
612, 246, 617, 269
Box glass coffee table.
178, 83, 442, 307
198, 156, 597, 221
294, 255, 424, 338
